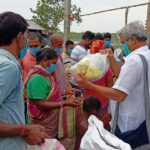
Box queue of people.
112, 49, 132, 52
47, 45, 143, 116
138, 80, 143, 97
0, 11, 150, 150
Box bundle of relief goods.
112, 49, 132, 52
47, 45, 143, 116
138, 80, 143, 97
80, 115, 131, 150
70, 53, 109, 82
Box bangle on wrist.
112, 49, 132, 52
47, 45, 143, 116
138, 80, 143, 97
59, 102, 63, 108
19, 125, 26, 137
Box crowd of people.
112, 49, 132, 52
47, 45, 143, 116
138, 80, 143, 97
0, 11, 150, 150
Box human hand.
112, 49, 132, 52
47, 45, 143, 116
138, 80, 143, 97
22, 125, 48, 146
99, 48, 113, 56
66, 89, 75, 95
61, 89, 75, 96
73, 73, 90, 88
67, 88, 81, 95
65, 99, 82, 107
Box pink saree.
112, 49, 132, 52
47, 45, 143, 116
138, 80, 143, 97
25, 65, 61, 137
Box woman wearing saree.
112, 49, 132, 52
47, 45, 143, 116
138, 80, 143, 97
26, 48, 81, 138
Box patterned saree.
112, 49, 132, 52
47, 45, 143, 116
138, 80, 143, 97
25, 65, 61, 137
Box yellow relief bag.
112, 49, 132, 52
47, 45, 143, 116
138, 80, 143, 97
70, 53, 109, 82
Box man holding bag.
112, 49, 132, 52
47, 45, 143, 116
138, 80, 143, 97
74, 21, 150, 149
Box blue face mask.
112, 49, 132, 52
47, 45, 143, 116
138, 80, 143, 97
29, 47, 41, 56
19, 39, 29, 60
46, 64, 56, 73
20, 48, 28, 60
104, 40, 111, 48
55, 48, 62, 53
67, 49, 72, 55
122, 41, 132, 56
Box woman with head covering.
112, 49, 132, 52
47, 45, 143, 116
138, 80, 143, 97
90, 33, 105, 54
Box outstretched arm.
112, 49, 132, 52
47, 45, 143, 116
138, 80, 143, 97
74, 73, 127, 102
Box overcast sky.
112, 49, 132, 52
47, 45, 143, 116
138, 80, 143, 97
0, 0, 148, 33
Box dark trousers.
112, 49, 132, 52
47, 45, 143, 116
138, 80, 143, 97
115, 121, 149, 149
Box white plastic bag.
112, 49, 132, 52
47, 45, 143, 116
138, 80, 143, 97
70, 53, 109, 82
27, 139, 66, 150
80, 115, 131, 150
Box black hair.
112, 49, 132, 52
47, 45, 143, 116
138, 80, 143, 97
0, 11, 28, 46
28, 32, 43, 43
65, 40, 74, 47
36, 48, 58, 63
104, 32, 111, 39
83, 96, 101, 114
95, 33, 104, 40
82, 31, 95, 40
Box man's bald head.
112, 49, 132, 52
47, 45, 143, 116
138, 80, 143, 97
50, 33, 63, 49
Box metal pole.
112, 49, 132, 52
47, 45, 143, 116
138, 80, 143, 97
125, 7, 129, 25
64, 0, 71, 51
81, 2, 150, 17
146, 1, 150, 46
68, 0, 71, 32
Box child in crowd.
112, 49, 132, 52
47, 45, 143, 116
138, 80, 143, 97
74, 96, 102, 150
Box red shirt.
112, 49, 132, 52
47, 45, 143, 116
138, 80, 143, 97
20, 51, 36, 84
83, 68, 113, 107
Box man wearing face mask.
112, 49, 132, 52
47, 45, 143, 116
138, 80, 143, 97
20, 32, 42, 83
0, 11, 47, 150
48, 33, 70, 91
70, 31, 95, 89
62, 40, 74, 77
104, 32, 114, 53
71, 31, 95, 66
73, 21, 150, 149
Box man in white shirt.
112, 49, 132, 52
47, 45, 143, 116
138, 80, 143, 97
74, 21, 150, 149
71, 31, 95, 66
70, 31, 95, 88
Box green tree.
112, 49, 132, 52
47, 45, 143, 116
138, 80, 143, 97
30, 0, 82, 32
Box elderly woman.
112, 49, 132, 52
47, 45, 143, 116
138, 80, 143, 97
26, 48, 80, 138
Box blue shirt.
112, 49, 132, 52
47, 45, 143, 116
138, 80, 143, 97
0, 49, 27, 150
